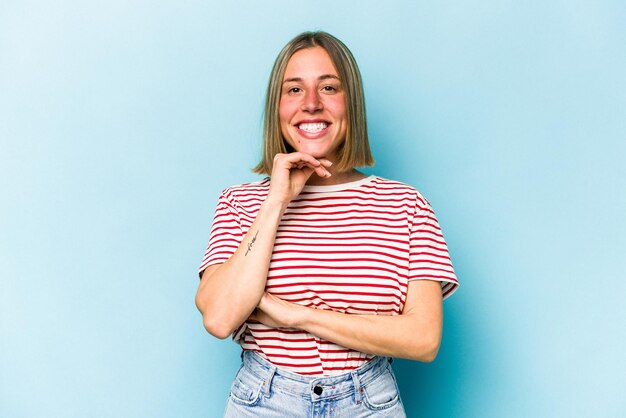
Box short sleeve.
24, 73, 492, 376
198, 190, 244, 278
408, 194, 459, 299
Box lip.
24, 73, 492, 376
295, 118, 330, 125
294, 119, 331, 139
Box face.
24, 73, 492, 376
279, 46, 347, 161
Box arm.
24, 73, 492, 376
249, 279, 443, 361
195, 153, 332, 339
195, 199, 287, 339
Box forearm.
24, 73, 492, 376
295, 308, 442, 362
195, 198, 286, 338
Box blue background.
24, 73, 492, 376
1, 1, 625, 417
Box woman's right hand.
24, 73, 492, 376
267, 152, 333, 205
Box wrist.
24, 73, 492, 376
262, 196, 289, 213
291, 304, 316, 329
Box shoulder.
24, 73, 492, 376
369, 176, 430, 208
219, 177, 271, 203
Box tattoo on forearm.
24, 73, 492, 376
245, 230, 259, 256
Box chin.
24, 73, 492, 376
306, 151, 332, 160
292, 144, 317, 153
302, 148, 327, 157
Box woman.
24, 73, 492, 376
196, 31, 459, 417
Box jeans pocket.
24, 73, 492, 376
229, 366, 264, 407
361, 367, 401, 411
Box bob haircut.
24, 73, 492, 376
253, 31, 374, 175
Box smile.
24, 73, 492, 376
297, 122, 328, 133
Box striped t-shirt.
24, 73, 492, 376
199, 175, 459, 376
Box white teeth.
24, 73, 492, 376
298, 122, 328, 133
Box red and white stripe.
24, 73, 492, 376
199, 175, 458, 376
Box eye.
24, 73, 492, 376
287, 87, 302, 94
322, 85, 336, 92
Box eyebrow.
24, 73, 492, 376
282, 74, 340, 84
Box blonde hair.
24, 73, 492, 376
253, 31, 374, 175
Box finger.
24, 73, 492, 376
278, 152, 322, 169
276, 153, 331, 178
290, 160, 330, 178
314, 165, 332, 178
298, 166, 315, 179
319, 159, 333, 168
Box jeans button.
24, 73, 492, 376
313, 385, 323, 395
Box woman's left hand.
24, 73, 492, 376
248, 292, 306, 328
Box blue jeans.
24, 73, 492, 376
223, 350, 407, 417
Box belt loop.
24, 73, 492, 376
262, 364, 277, 397
351, 370, 362, 405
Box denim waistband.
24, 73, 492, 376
240, 350, 392, 402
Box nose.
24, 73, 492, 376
302, 89, 322, 112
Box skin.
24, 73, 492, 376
279, 48, 346, 165
195, 47, 444, 362
280, 46, 364, 186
